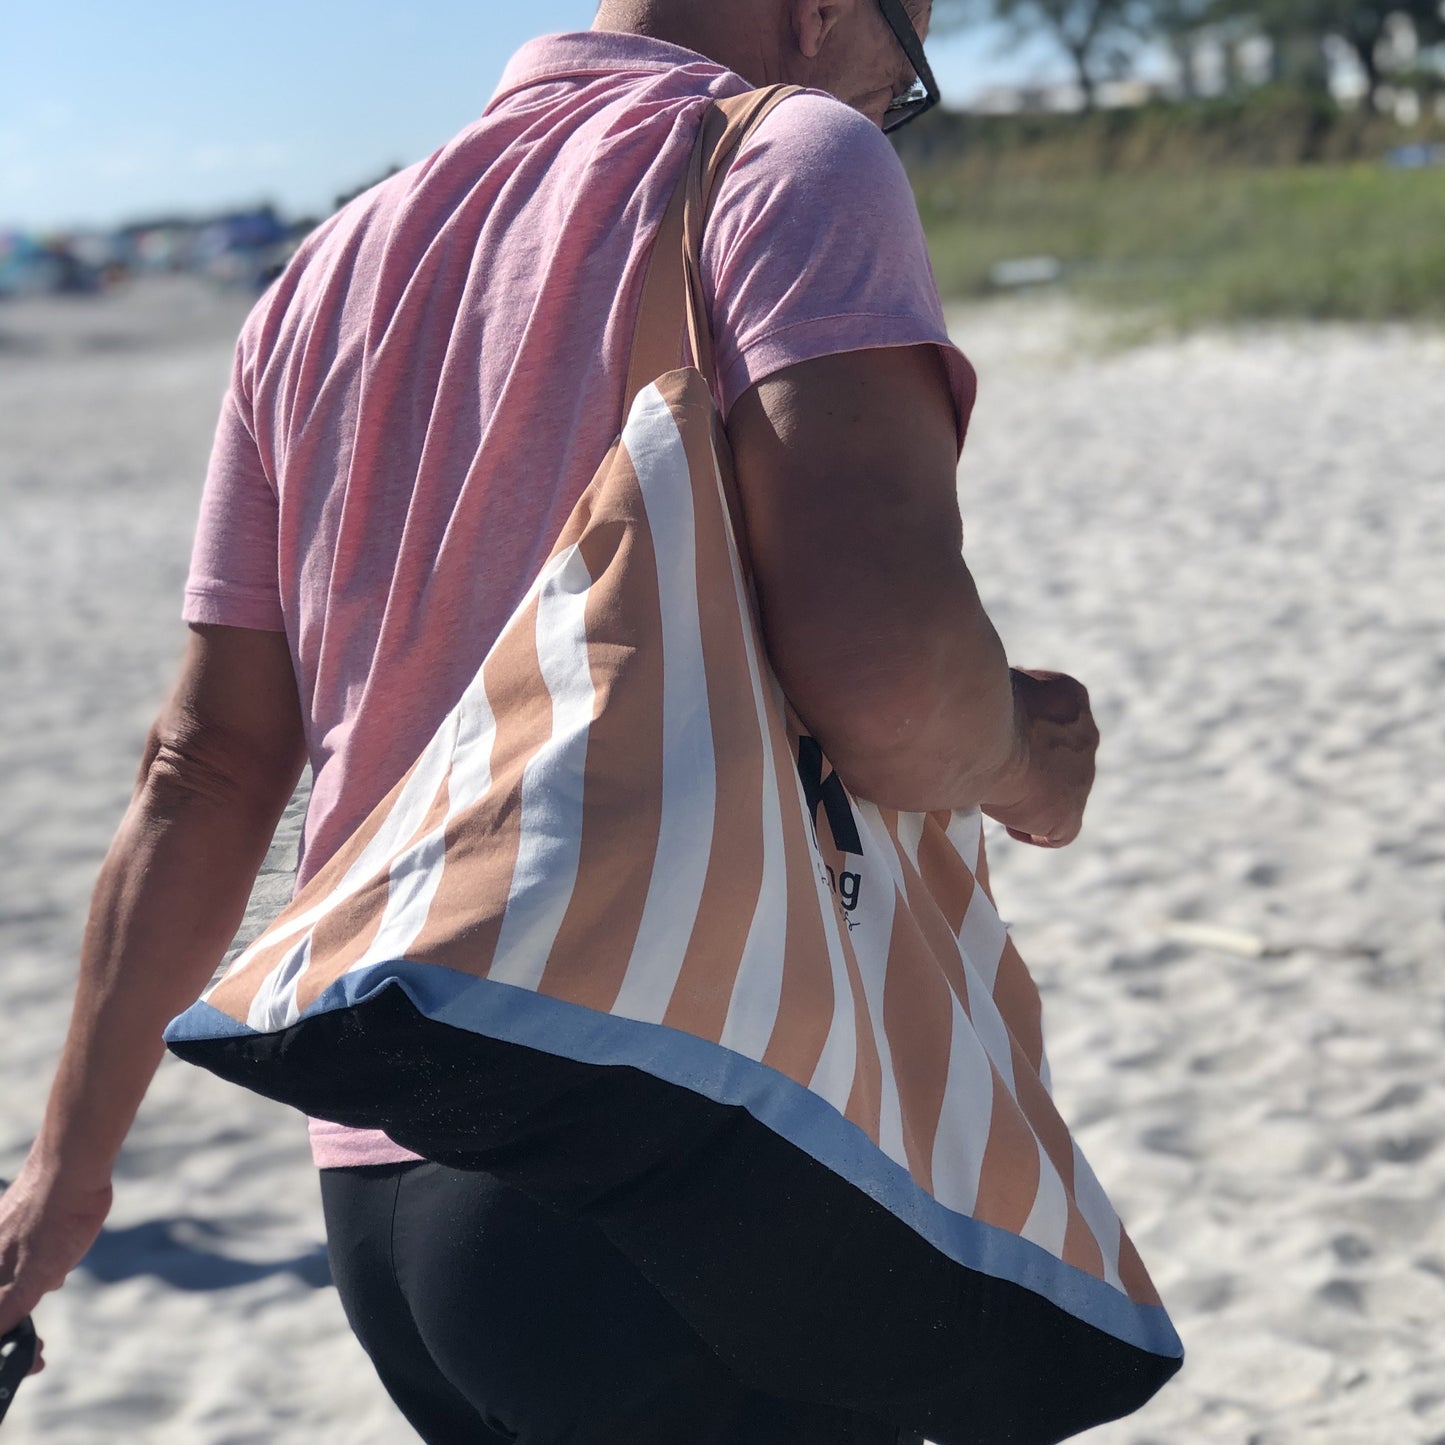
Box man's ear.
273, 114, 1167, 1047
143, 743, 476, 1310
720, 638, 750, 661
791, 0, 851, 59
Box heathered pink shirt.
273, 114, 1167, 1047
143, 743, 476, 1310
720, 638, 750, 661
185, 32, 976, 1169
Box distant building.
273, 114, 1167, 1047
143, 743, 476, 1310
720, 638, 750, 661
1, 205, 306, 299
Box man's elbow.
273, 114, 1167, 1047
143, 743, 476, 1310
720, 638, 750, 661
138, 717, 302, 824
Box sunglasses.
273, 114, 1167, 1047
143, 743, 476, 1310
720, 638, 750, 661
877, 0, 940, 133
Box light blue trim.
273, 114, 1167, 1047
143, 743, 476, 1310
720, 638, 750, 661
167, 999, 254, 1042
168, 964, 1183, 1359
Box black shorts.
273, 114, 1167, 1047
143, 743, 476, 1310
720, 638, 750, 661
320, 1160, 922, 1445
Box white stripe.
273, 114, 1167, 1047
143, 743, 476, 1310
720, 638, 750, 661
611, 388, 718, 1023
840, 802, 911, 1164
1071, 1142, 1126, 1291
331, 711, 461, 980
928, 989, 995, 1216
894, 811, 926, 873
1020, 1138, 1070, 1259
356, 824, 452, 979
488, 543, 597, 991
371, 624, 501, 971
247, 934, 312, 1032
449, 652, 498, 807
958, 883, 1009, 992
962, 946, 1016, 1095
717, 454, 790, 1058
945, 808, 983, 873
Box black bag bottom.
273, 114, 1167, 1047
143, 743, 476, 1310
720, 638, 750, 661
170, 984, 1180, 1443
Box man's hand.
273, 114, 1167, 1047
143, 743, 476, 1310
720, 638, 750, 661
982, 670, 1099, 848
0, 1164, 113, 1373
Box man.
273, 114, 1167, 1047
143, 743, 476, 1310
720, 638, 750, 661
0, 1, 1101, 1440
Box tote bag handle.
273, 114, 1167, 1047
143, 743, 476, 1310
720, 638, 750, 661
624, 86, 799, 411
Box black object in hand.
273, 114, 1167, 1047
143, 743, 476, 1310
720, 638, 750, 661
0, 1316, 36, 1426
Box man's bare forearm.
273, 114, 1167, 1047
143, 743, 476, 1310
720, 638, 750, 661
32, 747, 298, 1188
726, 346, 1035, 816
788, 562, 1023, 814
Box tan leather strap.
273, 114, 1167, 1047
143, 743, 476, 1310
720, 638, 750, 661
625, 85, 800, 412
625, 173, 690, 411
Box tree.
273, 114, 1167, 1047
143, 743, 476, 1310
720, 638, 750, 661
933, 0, 1151, 109
1207, 0, 1445, 108
1147, 0, 1218, 96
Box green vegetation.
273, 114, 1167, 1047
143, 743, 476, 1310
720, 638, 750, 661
904, 99, 1445, 326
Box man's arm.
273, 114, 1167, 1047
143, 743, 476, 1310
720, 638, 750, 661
726, 343, 1097, 841
0, 624, 305, 1345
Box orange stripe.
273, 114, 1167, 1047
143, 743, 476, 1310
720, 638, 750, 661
1063, 1201, 1108, 1279
1005, 1038, 1107, 1278
840, 954, 884, 1140
971, 1073, 1042, 1235
661, 388, 769, 1042
404, 592, 550, 979
879, 910, 955, 1193
207, 947, 293, 1023
881, 810, 982, 988
991, 936, 1045, 1077
916, 815, 976, 937
538, 461, 666, 1012
1117, 1226, 1164, 1306
408, 476, 599, 980
877, 813, 960, 1193
888, 818, 980, 1032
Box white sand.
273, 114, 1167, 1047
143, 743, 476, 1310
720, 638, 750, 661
2, 278, 1442, 1442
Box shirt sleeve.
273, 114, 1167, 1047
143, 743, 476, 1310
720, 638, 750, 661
183, 333, 286, 633
701, 91, 976, 451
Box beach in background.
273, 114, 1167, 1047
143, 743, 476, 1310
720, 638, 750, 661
2, 277, 1442, 1442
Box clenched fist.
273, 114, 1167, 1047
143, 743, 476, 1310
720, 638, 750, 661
982, 669, 1100, 848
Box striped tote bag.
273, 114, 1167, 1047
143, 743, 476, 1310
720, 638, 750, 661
167, 89, 1181, 1442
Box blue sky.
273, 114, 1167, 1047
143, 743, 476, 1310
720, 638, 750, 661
1, 2, 1063, 232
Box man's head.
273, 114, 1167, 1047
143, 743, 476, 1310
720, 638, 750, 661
593, 0, 936, 132
784, 0, 935, 130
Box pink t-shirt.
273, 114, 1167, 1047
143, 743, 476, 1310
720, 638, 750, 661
185, 32, 976, 1169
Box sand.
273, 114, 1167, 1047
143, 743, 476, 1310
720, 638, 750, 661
1, 277, 1442, 1442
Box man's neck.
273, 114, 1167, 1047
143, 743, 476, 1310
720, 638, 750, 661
591, 0, 784, 87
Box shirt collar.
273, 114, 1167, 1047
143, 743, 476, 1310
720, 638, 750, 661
492, 32, 751, 108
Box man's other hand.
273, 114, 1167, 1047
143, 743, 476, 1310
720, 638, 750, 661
0, 1165, 113, 1372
